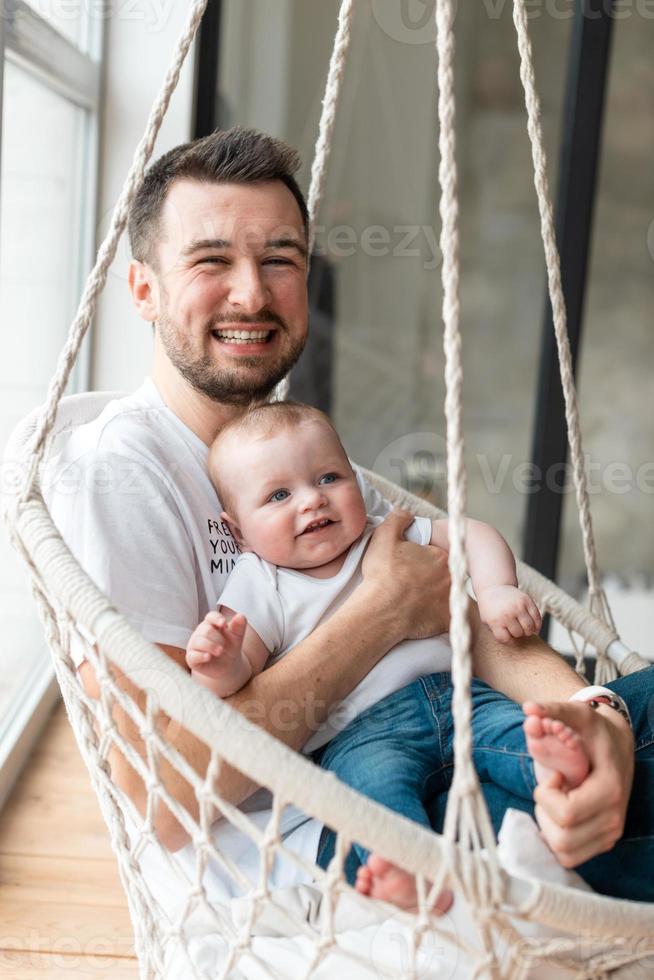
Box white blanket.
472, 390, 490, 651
162, 810, 599, 979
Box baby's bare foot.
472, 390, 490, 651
355, 854, 453, 914
523, 705, 590, 790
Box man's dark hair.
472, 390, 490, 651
128, 126, 309, 267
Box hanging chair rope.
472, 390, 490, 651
272, 0, 355, 403
11, 491, 654, 977
18, 0, 210, 506
511, 0, 617, 647
306, 0, 355, 256
433, 0, 504, 912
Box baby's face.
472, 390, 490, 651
221, 420, 368, 569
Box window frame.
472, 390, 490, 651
0, 1, 105, 809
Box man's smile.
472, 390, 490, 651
210, 327, 278, 352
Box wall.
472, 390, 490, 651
90, 1, 197, 393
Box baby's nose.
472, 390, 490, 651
300, 488, 327, 511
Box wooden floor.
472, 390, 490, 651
0, 701, 139, 978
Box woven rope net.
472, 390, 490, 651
3, 1, 654, 977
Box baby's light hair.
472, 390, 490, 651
209, 401, 346, 517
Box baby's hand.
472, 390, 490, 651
185, 610, 248, 681
477, 585, 542, 643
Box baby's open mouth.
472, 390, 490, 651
300, 519, 333, 535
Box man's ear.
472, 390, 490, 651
221, 510, 247, 549
128, 259, 160, 322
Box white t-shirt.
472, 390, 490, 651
42, 378, 393, 903
45, 377, 239, 653
219, 517, 452, 753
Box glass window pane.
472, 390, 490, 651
0, 62, 88, 725
558, 11, 654, 595
23, 0, 92, 54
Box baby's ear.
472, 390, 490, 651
221, 510, 245, 547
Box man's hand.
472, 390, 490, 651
526, 700, 634, 867
362, 509, 451, 642
477, 585, 541, 643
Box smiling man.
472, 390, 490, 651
130, 160, 310, 432
46, 127, 648, 906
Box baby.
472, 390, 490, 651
187, 401, 590, 909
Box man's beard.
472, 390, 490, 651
157, 310, 305, 407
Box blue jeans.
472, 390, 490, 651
315, 668, 654, 901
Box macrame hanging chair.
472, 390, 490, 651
4, 1, 654, 977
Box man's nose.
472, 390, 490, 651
226, 261, 269, 312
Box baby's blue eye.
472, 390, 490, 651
319, 473, 338, 485
269, 489, 290, 502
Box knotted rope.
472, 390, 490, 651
306, 0, 356, 257
272, 0, 355, 402
434, 0, 504, 912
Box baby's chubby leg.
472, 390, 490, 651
358, 700, 592, 913
316, 676, 454, 915
523, 701, 590, 790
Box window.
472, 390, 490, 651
0, 2, 103, 808
216, 0, 653, 610
217, 1, 571, 557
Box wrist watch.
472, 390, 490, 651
569, 685, 632, 729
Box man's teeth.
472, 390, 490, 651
214, 329, 271, 343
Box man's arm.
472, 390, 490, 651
468, 600, 582, 701
81, 510, 452, 852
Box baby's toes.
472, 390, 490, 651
523, 714, 545, 738
559, 724, 580, 747
542, 718, 568, 738
355, 867, 373, 895
367, 854, 394, 878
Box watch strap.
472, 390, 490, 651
570, 685, 632, 728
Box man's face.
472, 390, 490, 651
151, 179, 309, 405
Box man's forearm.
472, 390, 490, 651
469, 600, 584, 702
113, 582, 404, 850
222, 581, 405, 794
